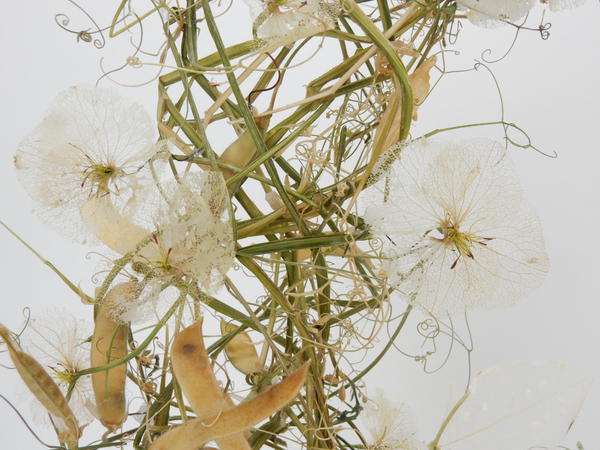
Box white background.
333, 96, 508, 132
0, 1, 598, 448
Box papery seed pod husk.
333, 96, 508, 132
80, 197, 151, 256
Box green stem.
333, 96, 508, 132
0, 220, 90, 302
202, 0, 311, 237
428, 388, 471, 450
344, 0, 413, 140
351, 304, 412, 383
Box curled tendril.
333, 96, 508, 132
127, 56, 144, 68
473, 12, 553, 64
481, 28, 521, 64
77, 29, 92, 43
247, 52, 282, 108
417, 317, 440, 339
538, 21, 552, 41
54, 0, 106, 49
98, 11, 172, 88
447, 15, 462, 45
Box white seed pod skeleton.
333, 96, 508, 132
364, 139, 549, 317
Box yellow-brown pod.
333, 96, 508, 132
0, 323, 81, 446
171, 320, 251, 450
219, 115, 270, 196
91, 283, 133, 432
149, 361, 309, 450
220, 320, 263, 375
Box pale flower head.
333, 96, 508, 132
19, 308, 95, 427
361, 388, 426, 450
545, 0, 587, 12
456, 0, 536, 27
14, 84, 168, 244
457, 0, 586, 26
95, 170, 235, 324
86, 170, 234, 323
246, 0, 338, 50
363, 139, 549, 318
130, 170, 235, 291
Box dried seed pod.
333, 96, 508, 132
220, 320, 263, 375
149, 361, 309, 450
219, 115, 270, 195
339, 384, 346, 402
171, 320, 251, 450
324, 374, 341, 384
0, 323, 80, 445
91, 283, 132, 433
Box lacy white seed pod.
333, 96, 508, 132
14, 85, 168, 244
361, 388, 426, 450
20, 309, 95, 427
456, 0, 536, 27
440, 361, 593, 450
245, 0, 339, 51
546, 0, 587, 11
457, 0, 586, 27
85, 171, 234, 324
364, 139, 549, 318
129, 171, 235, 293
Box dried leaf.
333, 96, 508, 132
393, 41, 420, 58
149, 361, 309, 450
78, 283, 93, 305
373, 90, 402, 158
373, 55, 436, 157
220, 320, 263, 375
265, 191, 284, 210
407, 55, 437, 121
